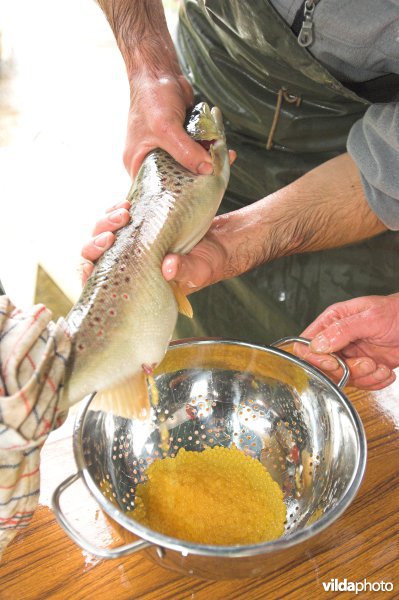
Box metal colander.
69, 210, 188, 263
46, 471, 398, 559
53, 337, 367, 580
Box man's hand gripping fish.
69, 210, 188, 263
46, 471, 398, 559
62, 103, 230, 417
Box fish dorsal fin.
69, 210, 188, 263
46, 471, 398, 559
90, 371, 151, 420
169, 281, 193, 318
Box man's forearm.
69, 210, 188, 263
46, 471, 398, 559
97, 0, 179, 77
96, 0, 207, 177
213, 153, 387, 280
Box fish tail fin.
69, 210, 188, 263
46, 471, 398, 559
90, 371, 152, 420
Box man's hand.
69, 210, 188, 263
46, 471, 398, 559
294, 295, 399, 390
81, 201, 131, 284
97, 0, 212, 178
124, 74, 213, 178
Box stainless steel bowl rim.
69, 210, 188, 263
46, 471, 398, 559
73, 338, 367, 558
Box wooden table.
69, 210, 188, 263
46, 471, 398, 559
1, 384, 398, 599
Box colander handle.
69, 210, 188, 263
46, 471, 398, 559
271, 336, 350, 389
52, 472, 152, 559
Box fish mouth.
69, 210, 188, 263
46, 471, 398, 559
185, 102, 225, 143
198, 139, 217, 151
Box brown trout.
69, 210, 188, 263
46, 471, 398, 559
62, 103, 229, 415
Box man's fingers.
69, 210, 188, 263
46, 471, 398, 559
350, 364, 395, 391
345, 357, 377, 379
162, 254, 202, 287
292, 346, 380, 382
300, 299, 374, 341
162, 253, 212, 294
105, 200, 131, 214
128, 127, 235, 179
162, 255, 181, 282
294, 348, 342, 374
91, 208, 130, 237
300, 306, 342, 340
229, 150, 237, 165
81, 231, 115, 262
293, 349, 395, 391
308, 312, 381, 355
162, 126, 214, 175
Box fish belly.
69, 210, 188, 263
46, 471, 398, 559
64, 270, 177, 405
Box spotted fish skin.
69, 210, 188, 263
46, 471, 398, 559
62, 103, 230, 406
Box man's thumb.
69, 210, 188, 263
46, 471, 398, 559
309, 312, 376, 353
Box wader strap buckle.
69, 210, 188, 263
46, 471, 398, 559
266, 87, 301, 150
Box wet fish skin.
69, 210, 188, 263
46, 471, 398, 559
62, 103, 230, 406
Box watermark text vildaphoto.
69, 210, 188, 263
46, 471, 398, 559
322, 578, 394, 594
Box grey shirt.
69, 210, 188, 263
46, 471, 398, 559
270, 0, 399, 229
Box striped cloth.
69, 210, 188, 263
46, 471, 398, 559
0, 296, 71, 556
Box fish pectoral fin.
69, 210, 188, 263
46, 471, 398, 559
90, 371, 151, 420
210, 139, 224, 177
169, 281, 193, 319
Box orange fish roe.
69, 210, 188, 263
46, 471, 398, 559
130, 445, 286, 545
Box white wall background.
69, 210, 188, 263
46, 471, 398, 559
0, 0, 132, 307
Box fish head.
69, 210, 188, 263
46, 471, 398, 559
185, 102, 225, 149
